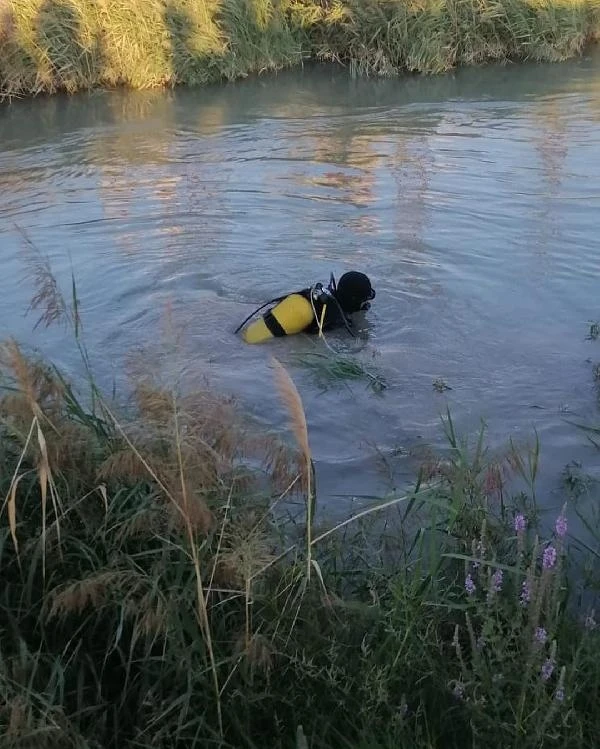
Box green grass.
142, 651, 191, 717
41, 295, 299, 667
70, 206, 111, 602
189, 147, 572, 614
291, 351, 387, 393
2, 245, 600, 748
1, 0, 599, 98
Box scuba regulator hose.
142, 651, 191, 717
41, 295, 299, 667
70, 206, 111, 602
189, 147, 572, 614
233, 294, 287, 336
308, 283, 356, 339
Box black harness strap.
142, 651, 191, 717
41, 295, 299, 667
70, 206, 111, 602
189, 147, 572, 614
263, 310, 286, 337
234, 294, 288, 335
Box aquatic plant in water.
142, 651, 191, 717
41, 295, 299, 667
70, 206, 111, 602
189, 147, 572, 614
291, 350, 387, 394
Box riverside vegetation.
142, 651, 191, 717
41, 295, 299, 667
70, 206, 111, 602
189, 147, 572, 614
1, 0, 600, 98
2, 239, 600, 748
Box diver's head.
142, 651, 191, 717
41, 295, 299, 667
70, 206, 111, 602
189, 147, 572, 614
334, 271, 375, 314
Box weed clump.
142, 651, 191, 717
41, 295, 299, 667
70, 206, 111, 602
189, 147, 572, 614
292, 350, 387, 393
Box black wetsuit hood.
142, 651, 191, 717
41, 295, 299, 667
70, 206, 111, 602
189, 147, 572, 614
333, 271, 376, 315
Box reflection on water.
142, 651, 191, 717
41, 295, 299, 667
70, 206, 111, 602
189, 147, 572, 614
2, 51, 600, 516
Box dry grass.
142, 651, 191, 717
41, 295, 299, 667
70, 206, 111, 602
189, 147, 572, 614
0, 0, 598, 98
47, 569, 137, 618
271, 355, 316, 586
0, 332, 306, 743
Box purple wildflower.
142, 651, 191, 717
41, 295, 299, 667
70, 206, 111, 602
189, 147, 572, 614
541, 658, 555, 682
520, 579, 531, 606
465, 573, 476, 596
543, 545, 557, 570
555, 687, 565, 702
491, 569, 503, 592
514, 513, 526, 533
534, 627, 547, 644
555, 513, 567, 538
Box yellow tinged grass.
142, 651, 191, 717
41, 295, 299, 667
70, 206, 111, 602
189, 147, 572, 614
2, 417, 36, 561
7, 473, 22, 558
271, 356, 310, 468
1, 0, 229, 96
1, 0, 598, 98
271, 356, 315, 580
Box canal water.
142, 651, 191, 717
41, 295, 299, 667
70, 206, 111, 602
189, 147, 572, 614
2, 50, 600, 519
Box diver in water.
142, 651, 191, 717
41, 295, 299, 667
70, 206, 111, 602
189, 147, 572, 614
235, 271, 375, 344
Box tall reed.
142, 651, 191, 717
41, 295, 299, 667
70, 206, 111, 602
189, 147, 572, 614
1, 0, 598, 98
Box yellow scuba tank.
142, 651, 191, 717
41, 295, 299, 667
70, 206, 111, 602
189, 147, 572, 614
242, 293, 315, 344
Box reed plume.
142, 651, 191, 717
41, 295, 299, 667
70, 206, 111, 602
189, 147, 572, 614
271, 356, 315, 580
